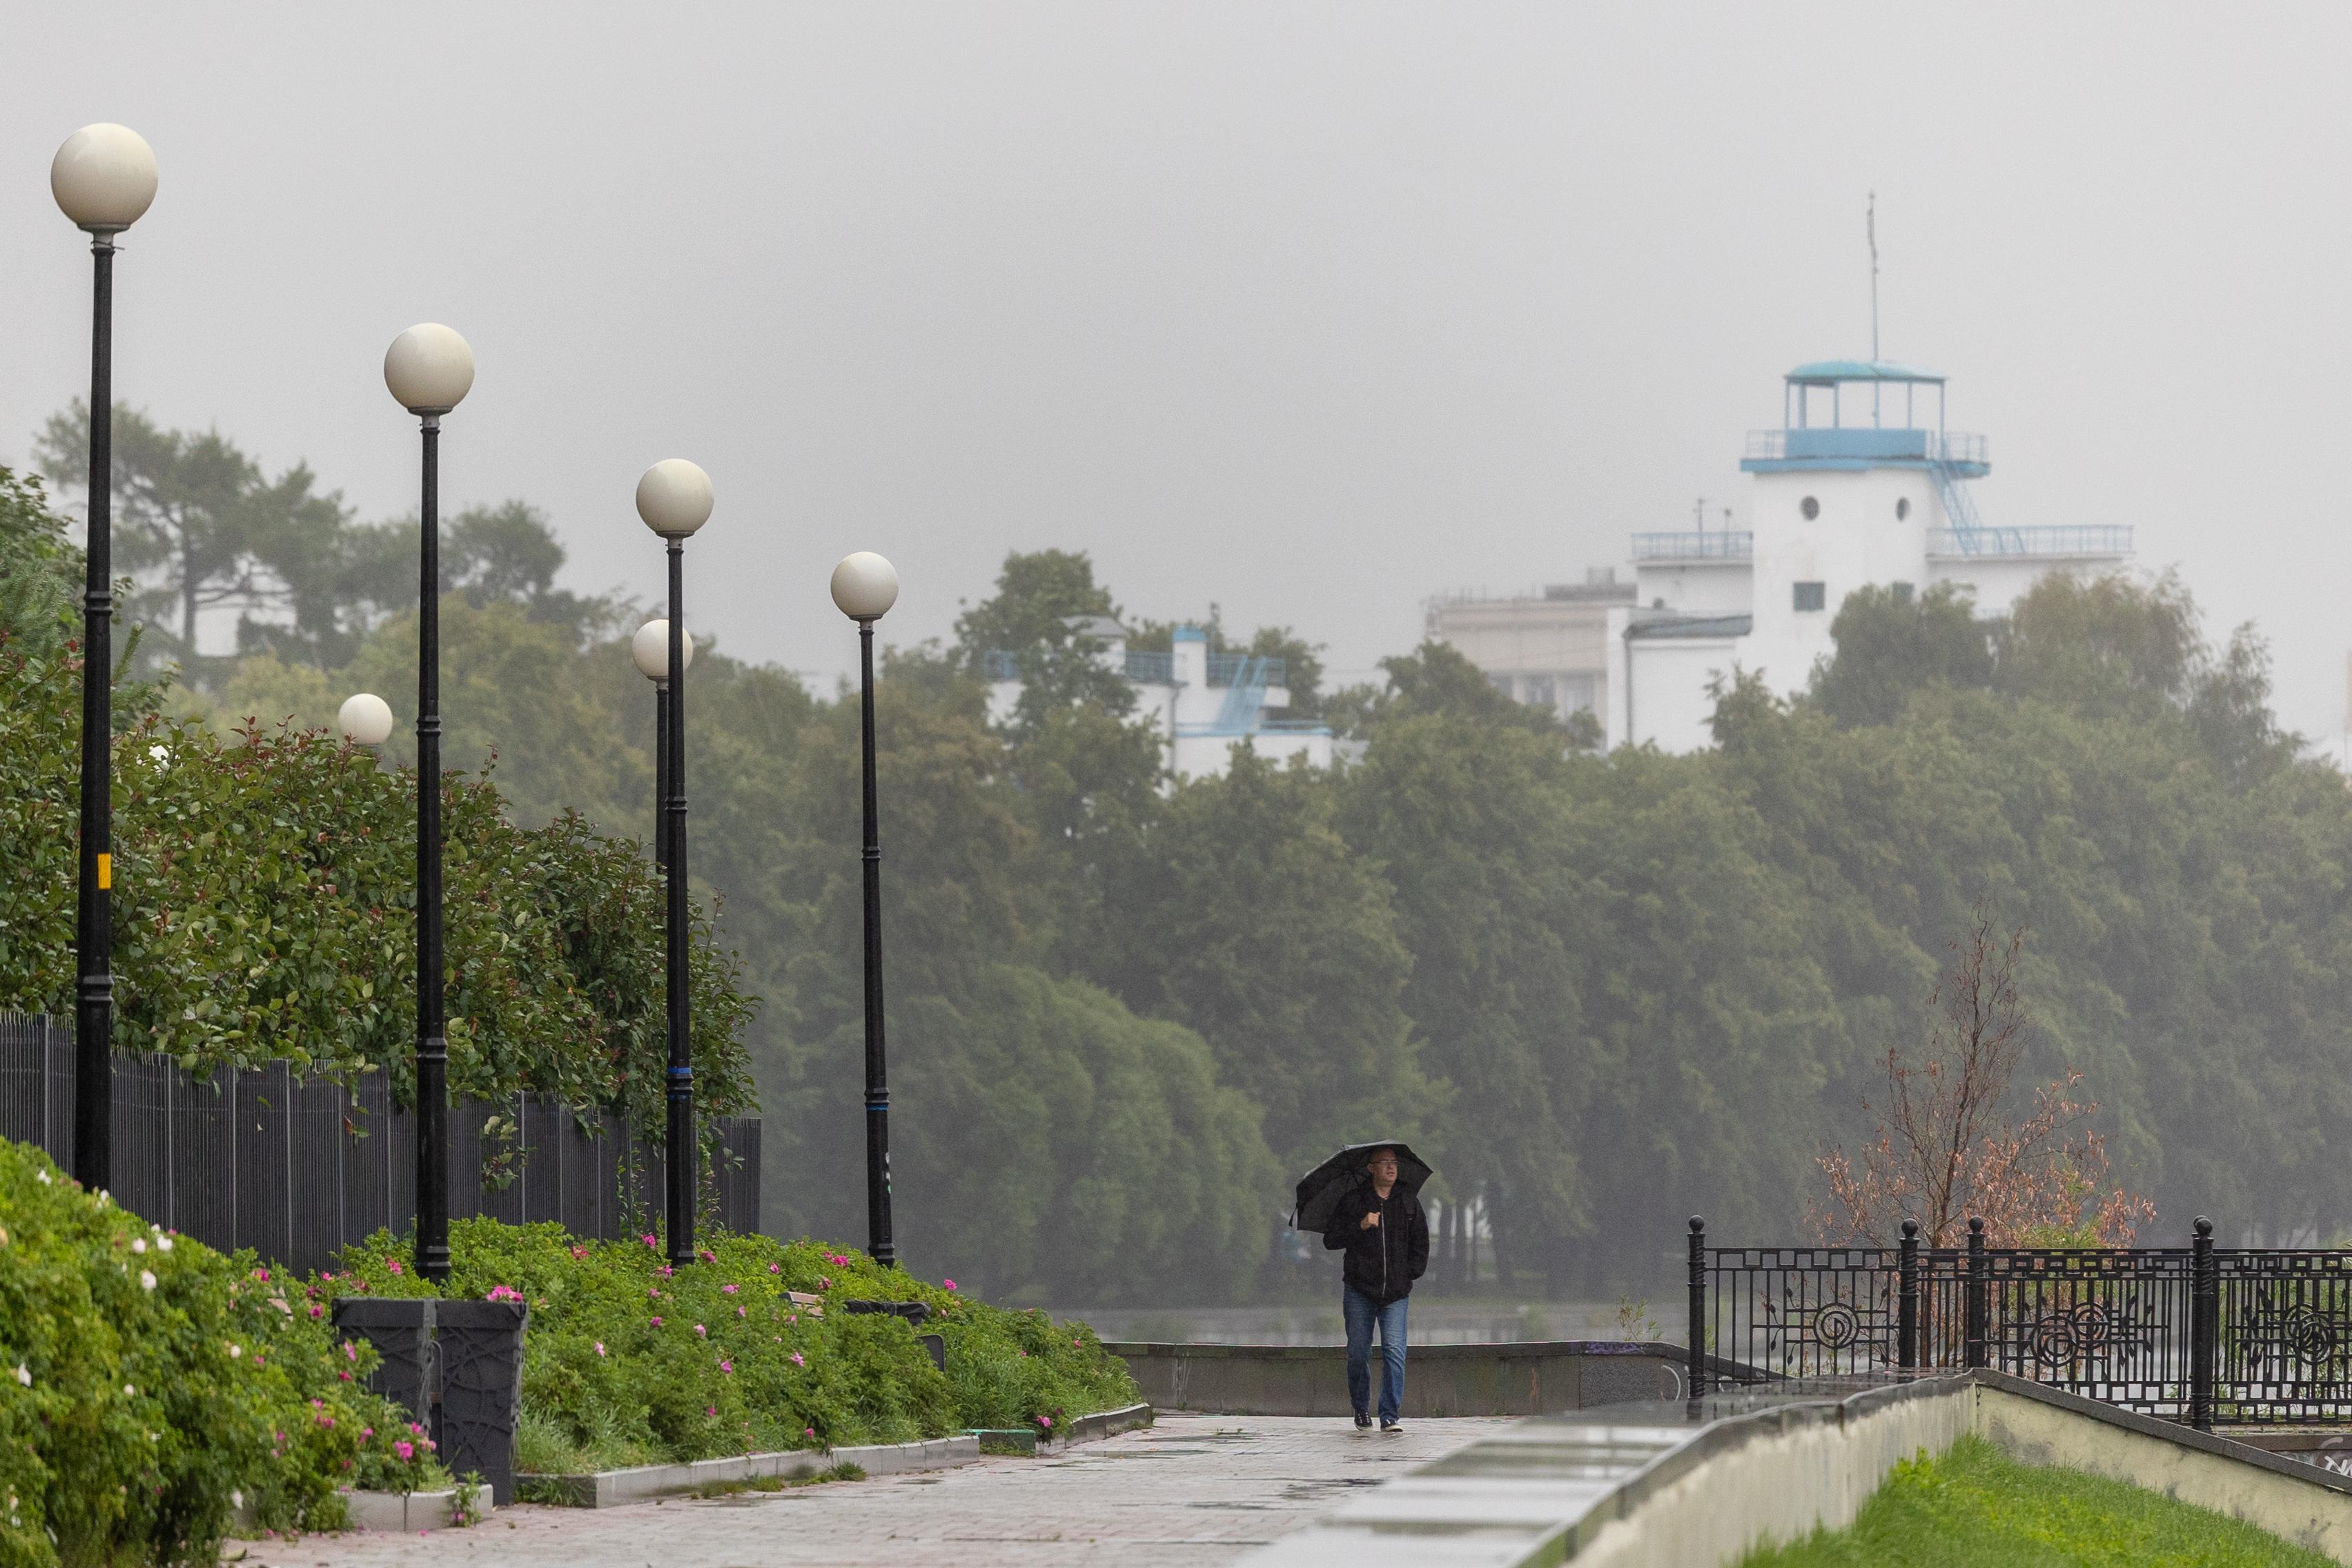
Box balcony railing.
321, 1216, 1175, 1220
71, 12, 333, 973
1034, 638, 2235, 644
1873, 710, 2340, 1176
1630, 530, 1754, 561
1926, 526, 2133, 558
1745, 429, 1987, 464
979, 648, 1282, 687
1208, 654, 1285, 687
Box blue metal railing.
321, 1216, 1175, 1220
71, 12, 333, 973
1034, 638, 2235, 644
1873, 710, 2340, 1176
1630, 531, 1754, 560
981, 647, 1282, 687
1745, 429, 1987, 464
1208, 654, 1285, 687
1123, 651, 1175, 685
1925, 526, 2133, 558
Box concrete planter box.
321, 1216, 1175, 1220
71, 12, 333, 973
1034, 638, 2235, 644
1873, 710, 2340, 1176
1050, 1402, 1155, 1450
520, 1434, 981, 1508
336, 1485, 493, 1533
521, 1404, 1156, 1507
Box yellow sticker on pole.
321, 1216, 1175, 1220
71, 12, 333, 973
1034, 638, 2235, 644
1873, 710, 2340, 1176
96, 853, 111, 890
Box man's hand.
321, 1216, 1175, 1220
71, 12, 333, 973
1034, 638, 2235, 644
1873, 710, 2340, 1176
1360, 1211, 1382, 1230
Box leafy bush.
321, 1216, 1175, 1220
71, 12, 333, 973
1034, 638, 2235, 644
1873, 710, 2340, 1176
326, 1218, 1137, 1471
0, 635, 754, 1126
0, 1138, 444, 1568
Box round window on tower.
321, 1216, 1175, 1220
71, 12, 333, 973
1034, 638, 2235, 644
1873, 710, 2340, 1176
1801, 496, 1820, 520
1896, 498, 1910, 520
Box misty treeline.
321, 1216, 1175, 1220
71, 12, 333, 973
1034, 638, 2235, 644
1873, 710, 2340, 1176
18, 404, 2352, 1304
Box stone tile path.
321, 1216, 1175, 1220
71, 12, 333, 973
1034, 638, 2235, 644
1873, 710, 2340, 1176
236, 1416, 1509, 1568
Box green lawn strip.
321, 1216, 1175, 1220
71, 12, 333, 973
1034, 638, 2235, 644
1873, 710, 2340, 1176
1741, 1434, 2334, 1568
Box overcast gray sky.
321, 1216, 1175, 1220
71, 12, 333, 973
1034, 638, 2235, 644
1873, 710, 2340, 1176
9, 5, 2350, 733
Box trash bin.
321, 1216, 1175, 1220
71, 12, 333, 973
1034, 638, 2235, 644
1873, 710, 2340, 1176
842, 1299, 945, 1372
333, 1297, 529, 1505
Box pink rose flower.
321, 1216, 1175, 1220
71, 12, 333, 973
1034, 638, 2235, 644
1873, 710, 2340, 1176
719, 1360, 734, 1373
943, 1279, 957, 1291
790, 1351, 805, 1367
694, 1324, 707, 1337
394, 1440, 414, 1460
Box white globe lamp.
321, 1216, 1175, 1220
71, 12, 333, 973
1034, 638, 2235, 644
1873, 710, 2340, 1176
52, 124, 157, 233
636, 460, 714, 538
338, 692, 395, 747
631, 618, 694, 682
830, 551, 899, 623
383, 324, 475, 415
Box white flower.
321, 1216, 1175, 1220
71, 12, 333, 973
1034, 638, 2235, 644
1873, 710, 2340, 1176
12, 1365, 26, 1386
231, 1490, 242, 1511
228, 1344, 241, 1359
35, 1170, 49, 1185
131, 1237, 146, 1254
156, 1235, 173, 1253
148, 743, 169, 763
123, 1384, 135, 1396
139, 1270, 156, 1291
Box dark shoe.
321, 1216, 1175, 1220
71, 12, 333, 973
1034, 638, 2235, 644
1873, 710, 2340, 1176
1353, 1412, 1373, 1430
1380, 1419, 1404, 1435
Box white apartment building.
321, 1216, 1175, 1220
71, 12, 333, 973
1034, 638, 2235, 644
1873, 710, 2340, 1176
984, 618, 1334, 781
1431, 359, 2133, 753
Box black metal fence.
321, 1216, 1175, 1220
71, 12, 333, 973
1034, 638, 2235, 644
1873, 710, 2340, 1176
0, 1012, 761, 1271
1687, 1215, 2352, 1431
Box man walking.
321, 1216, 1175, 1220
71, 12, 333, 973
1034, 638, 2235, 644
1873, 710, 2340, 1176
1321, 1145, 1428, 1433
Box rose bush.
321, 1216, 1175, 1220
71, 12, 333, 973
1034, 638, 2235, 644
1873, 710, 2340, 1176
0, 1138, 445, 1568
327, 1219, 1137, 1473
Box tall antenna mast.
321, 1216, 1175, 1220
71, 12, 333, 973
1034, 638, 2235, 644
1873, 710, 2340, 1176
1867, 190, 1880, 362
1868, 190, 1881, 425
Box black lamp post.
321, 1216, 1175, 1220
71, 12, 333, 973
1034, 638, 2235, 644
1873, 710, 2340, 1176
51, 123, 158, 1193
384, 323, 476, 1284
830, 551, 901, 1266
631, 619, 692, 874
635, 462, 714, 1267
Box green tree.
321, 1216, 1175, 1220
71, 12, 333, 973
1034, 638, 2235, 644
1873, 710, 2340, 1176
952, 549, 1135, 734
37, 403, 353, 679
1081, 748, 1434, 1172
1812, 582, 1992, 727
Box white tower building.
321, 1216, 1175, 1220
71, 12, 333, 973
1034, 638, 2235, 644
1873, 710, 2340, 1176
1597, 359, 2131, 752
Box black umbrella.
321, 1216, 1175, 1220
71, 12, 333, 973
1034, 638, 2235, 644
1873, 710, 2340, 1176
1292, 1141, 1434, 1233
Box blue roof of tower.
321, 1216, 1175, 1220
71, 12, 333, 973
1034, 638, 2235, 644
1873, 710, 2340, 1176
1785, 359, 1944, 386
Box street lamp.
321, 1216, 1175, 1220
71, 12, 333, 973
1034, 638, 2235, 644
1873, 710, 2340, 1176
337, 692, 395, 748
629, 618, 692, 873
636, 460, 713, 1267
52, 121, 158, 1194
830, 551, 899, 1267
384, 322, 475, 1285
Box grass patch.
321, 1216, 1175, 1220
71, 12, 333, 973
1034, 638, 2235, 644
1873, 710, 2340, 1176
1742, 1435, 2333, 1567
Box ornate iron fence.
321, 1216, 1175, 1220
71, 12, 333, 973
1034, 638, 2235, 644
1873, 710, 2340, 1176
1686, 1215, 2352, 1432
0, 1012, 760, 1271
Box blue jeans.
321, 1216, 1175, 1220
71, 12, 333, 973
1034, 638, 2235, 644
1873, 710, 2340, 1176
1344, 1285, 1409, 1422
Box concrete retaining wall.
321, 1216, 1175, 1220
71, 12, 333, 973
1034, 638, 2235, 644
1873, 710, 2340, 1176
1105, 1340, 1694, 1418
1975, 1375, 2352, 1562
1251, 1371, 2352, 1566
1571, 1380, 1973, 1567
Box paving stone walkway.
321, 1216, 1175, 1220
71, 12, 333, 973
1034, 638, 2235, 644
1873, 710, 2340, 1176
236, 1416, 1510, 1568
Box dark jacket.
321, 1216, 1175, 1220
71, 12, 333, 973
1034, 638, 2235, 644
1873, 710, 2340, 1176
1320, 1182, 1429, 1305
